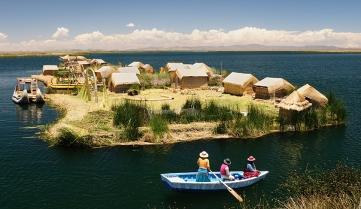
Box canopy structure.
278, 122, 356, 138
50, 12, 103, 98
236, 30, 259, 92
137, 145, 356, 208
42, 65, 59, 76
117, 66, 140, 75
277, 91, 312, 111
95, 66, 115, 81
223, 72, 258, 96
253, 77, 295, 99
297, 84, 328, 107
91, 59, 107, 65
110, 72, 140, 93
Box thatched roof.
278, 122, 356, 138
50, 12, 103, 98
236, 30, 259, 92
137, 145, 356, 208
91, 59, 106, 65
176, 65, 208, 79
42, 65, 58, 72
142, 64, 154, 73
277, 91, 312, 111
192, 63, 213, 75
166, 63, 187, 72
128, 61, 145, 68
77, 60, 91, 65
254, 77, 295, 93
223, 72, 258, 87
95, 66, 114, 79
297, 84, 328, 106
111, 73, 140, 86
117, 66, 140, 74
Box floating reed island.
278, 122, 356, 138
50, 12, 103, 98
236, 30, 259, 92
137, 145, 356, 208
30, 55, 346, 147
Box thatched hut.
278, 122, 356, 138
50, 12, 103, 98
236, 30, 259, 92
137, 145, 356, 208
165, 63, 188, 85
95, 66, 115, 83
128, 61, 144, 69
91, 59, 107, 67
297, 84, 328, 107
253, 77, 295, 99
42, 65, 59, 76
142, 64, 154, 74
59, 55, 87, 61
175, 66, 208, 89
277, 91, 312, 123
223, 72, 259, 96
77, 60, 91, 70
117, 66, 140, 75
109, 73, 140, 93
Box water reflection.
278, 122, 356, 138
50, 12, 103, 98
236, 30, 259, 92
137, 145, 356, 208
15, 104, 44, 124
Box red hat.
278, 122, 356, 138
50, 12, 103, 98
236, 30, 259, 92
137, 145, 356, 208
247, 156, 256, 161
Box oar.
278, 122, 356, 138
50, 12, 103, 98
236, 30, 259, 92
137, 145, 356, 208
209, 169, 243, 202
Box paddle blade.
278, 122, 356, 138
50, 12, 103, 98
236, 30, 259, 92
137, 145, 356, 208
227, 187, 243, 202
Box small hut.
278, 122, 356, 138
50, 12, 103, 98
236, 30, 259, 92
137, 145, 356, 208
253, 77, 295, 99
128, 61, 145, 69
42, 65, 59, 76
166, 63, 190, 86
91, 59, 107, 67
142, 64, 154, 74
297, 84, 328, 107
223, 72, 258, 96
175, 66, 208, 89
277, 91, 312, 123
109, 73, 140, 93
95, 66, 115, 83
117, 66, 140, 75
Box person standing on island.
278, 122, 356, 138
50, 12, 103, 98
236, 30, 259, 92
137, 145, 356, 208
243, 155, 260, 178
196, 151, 211, 182
220, 158, 235, 181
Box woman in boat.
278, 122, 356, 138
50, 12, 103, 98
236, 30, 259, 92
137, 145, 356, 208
196, 151, 211, 182
243, 156, 260, 178
220, 158, 235, 181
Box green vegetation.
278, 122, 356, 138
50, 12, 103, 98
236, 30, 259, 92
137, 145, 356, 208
54, 128, 92, 148
327, 92, 347, 123
149, 115, 169, 139
138, 72, 170, 89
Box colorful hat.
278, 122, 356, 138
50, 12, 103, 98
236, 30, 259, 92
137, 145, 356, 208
199, 151, 209, 158
223, 158, 231, 165
247, 156, 256, 161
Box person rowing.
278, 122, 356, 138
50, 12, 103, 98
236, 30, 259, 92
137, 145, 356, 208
243, 155, 260, 178
196, 151, 211, 182
220, 158, 235, 181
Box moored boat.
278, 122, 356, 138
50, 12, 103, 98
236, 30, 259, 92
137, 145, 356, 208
12, 78, 45, 105
161, 171, 269, 191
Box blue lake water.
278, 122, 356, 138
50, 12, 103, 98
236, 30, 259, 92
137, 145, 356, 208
0, 52, 360, 209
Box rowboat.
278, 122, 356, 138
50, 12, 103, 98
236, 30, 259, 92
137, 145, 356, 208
161, 171, 269, 191
12, 78, 44, 105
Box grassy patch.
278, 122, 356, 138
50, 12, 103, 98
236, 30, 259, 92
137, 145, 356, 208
54, 128, 92, 148
149, 114, 169, 139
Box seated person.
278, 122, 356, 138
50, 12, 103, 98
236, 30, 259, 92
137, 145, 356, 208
220, 158, 235, 181
196, 151, 211, 182
243, 156, 260, 178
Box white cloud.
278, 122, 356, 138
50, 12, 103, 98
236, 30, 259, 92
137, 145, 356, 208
1, 27, 361, 51
0, 32, 7, 41
126, 22, 135, 28
52, 27, 69, 39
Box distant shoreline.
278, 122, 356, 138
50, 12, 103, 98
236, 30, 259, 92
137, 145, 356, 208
1, 50, 361, 57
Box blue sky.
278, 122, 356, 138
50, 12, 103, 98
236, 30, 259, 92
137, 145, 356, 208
1, 0, 361, 50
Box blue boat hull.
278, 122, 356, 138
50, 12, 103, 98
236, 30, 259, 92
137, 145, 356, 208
161, 171, 269, 191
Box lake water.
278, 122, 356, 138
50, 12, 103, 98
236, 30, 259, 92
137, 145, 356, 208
0, 52, 360, 209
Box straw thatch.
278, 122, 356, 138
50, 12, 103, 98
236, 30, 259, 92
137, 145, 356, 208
109, 73, 140, 93
166, 63, 186, 72
142, 64, 154, 74
95, 66, 115, 82
297, 84, 328, 107
277, 91, 312, 111
175, 65, 208, 89
253, 77, 295, 99
91, 59, 107, 66
128, 61, 145, 68
117, 66, 140, 75
42, 65, 59, 76
192, 63, 213, 77
223, 72, 259, 96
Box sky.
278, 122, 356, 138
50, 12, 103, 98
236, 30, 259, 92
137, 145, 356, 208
1, 0, 361, 51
